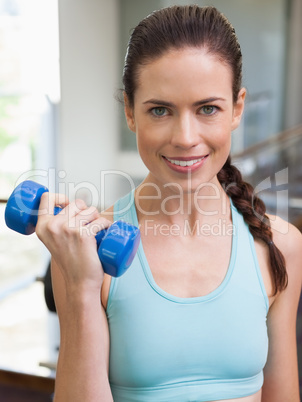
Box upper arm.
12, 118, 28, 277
262, 219, 302, 401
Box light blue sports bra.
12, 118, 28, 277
106, 190, 269, 402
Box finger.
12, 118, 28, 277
57, 198, 88, 222
74, 206, 100, 228
39, 192, 69, 218
82, 217, 112, 239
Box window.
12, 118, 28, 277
0, 0, 59, 376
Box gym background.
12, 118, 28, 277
0, 0, 301, 400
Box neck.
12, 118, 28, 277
135, 173, 231, 227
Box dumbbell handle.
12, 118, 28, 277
5, 180, 140, 277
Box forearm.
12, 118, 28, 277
54, 291, 113, 402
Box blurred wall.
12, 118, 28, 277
284, 0, 302, 129
57, 0, 121, 209
57, 0, 299, 207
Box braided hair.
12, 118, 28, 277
218, 156, 287, 294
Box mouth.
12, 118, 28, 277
163, 156, 207, 167
162, 155, 208, 173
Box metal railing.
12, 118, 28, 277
233, 124, 302, 225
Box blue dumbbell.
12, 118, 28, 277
5, 180, 140, 277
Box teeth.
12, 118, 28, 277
166, 157, 204, 167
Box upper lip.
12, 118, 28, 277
163, 155, 207, 161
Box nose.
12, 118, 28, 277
170, 113, 200, 149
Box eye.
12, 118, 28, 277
151, 107, 168, 117
200, 105, 218, 115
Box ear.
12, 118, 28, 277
124, 92, 136, 133
231, 88, 246, 131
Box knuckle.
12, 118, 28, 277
61, 220, 74, 236
79, 205, 95, 217
89, 206, 100, 219
40, 192, 49, 202
46, 219, 59, 236
55, 193, 68, 206
90, 205, 98, 214
36, 217, 57, 240
101, 218, 112, 228
75, 198, 87, 210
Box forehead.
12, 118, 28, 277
135, 47, 233, 103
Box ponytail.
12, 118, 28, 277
218, 156, 288, 295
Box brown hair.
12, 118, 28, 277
218, 157, 287, 294
123, 5, 287, 294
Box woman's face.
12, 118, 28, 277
124, 47, 245, 193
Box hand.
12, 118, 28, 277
36, 192, 112, 294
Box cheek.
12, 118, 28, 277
136, 121, 164, 150
136, 127, 155, 161
219, 116, 233, 143
206, 123, 232, 151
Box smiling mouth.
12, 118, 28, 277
164, 156, 206, 167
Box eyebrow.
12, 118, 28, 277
142, 97, 226, 107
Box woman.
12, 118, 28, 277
36, 5, 302, 402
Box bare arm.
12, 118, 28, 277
262, 219, 302, 402
52, 258, 113, 402
35, 192, 113, 401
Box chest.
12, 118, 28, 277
108, 275, 269, 390
140, 228, 233, 298
107, 206, 269, 393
